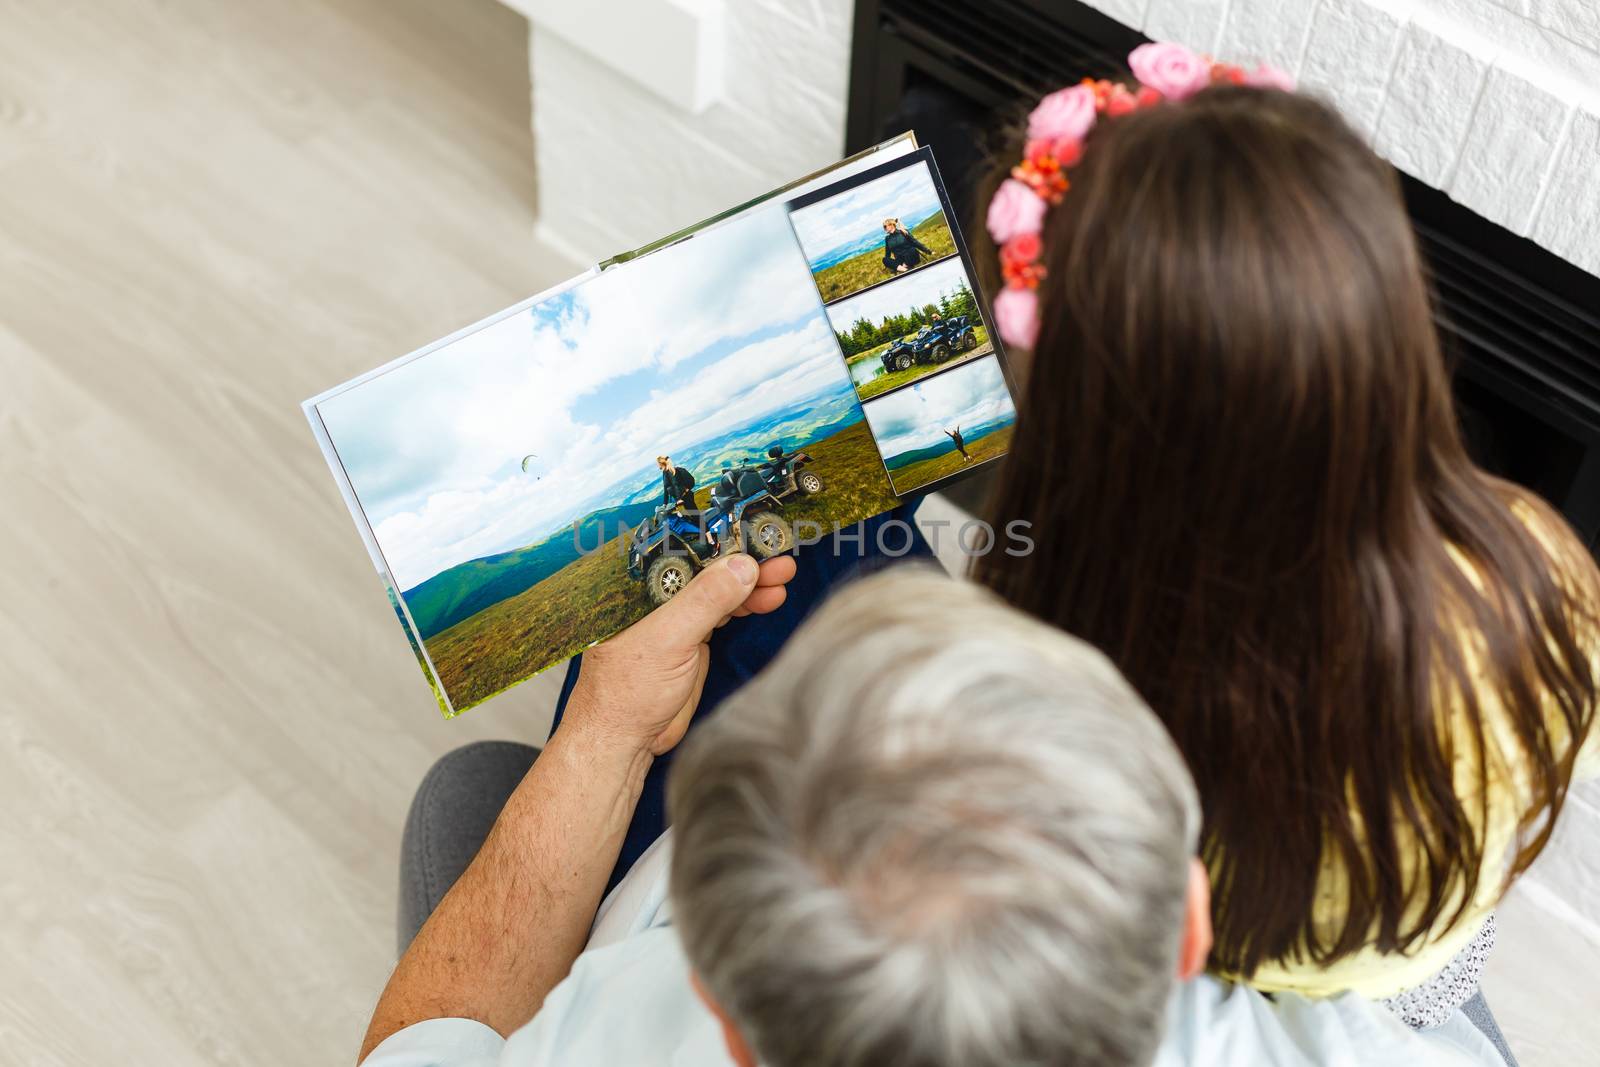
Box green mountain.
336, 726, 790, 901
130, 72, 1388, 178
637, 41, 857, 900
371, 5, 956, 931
403, 385, 868, 641
883, 415, 1014, 471
402, 498, 659, 640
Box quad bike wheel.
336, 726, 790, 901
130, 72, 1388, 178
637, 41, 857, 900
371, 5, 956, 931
932, 342, 951, 362
962, 331, 978, 350
645, 554, 694, 605
894, 351, 912, 371
797, 471, 823, 494
742, 511, 793, 559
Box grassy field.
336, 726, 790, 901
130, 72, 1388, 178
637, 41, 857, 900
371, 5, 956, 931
424, 418, 899, 713
849, 326, 993, 401
811, 210, 957, 303
886, 423, 1015, 496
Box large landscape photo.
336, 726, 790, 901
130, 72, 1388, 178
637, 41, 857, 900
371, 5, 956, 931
788, 159, 956, 303
860, 356, 1017, 496
313, 208, 899, 715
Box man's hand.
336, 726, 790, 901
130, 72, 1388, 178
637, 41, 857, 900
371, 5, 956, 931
358, 551, 797, 1063
896, 263, 909, 273
564, 553, 797, 756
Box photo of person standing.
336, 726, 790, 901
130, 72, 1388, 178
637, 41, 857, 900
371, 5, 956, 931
882, 217, 932, 275
657, 455, 717, 551
658, 455, 695, 509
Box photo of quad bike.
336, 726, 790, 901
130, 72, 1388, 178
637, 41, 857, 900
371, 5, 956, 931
878, 313, 982, 373
826, 257, 994, 402
627, 446, 823, 604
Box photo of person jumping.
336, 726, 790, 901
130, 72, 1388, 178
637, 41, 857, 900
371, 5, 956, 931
862, 356, 1017, 495
882, 217, 932, 275
945, 425, 971, 462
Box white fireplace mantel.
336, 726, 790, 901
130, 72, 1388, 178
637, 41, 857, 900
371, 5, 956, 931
1084, 0, 1600, 276
502, 0, 726, 114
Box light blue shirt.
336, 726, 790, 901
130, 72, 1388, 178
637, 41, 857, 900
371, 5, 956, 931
366, 834, 1504, 1067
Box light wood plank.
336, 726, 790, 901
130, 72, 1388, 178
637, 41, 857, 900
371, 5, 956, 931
0, 0, 573, 1061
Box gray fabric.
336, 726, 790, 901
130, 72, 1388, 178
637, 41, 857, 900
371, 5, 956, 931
1381, 916, 1498, 1029
1459, 991, 1518, 1067
397, 740, 540, 955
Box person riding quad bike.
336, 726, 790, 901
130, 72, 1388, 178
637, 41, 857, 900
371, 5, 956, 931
627, 456, 812, 605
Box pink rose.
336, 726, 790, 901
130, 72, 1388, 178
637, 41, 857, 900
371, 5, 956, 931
1027, 84, 1098, 143
1244, 63, 1296, 91
986, 178, 1047, 245
1129, 41, 1212, 101
994, 287, 1040, 350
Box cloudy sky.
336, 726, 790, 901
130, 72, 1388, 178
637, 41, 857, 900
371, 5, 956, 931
315, 205, 852, 590
788, 161, 944, 270
862, 357, 1016, 462
823, 256, 974, 334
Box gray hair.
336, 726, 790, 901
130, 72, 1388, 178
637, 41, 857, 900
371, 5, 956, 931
668, 566, 1201, 1067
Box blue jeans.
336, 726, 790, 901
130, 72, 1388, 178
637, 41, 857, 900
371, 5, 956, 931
550, 502, 931, 892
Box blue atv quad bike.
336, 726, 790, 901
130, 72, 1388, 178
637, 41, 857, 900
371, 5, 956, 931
626, 448, 820, 605
880, 314, 980, 374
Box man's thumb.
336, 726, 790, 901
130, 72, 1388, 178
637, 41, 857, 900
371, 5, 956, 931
652, 554, 759, 637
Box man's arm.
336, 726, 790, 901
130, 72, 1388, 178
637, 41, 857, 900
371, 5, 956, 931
358, 554, 795, 1062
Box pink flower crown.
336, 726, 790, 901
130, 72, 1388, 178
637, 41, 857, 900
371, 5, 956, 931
986, 41, 1295, 349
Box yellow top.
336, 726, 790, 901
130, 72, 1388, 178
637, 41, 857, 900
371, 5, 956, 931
1237, 501, 1600, 1000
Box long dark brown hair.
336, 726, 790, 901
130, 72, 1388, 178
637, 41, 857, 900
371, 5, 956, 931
973, 87, 1598, 976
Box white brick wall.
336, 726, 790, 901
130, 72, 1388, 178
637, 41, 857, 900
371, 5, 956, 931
1530, 108, 1600, 268
527, 0, 1599, 276
1299, 0, 1408, 134
1373, 16, 1492, 187
1453, 65, 1574, 233
526, 0, 853, 263
1081, 0, 1600, 276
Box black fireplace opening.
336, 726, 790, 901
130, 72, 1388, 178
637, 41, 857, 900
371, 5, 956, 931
849, 0, 1600, 547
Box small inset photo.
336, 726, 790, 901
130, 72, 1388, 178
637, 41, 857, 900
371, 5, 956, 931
862, 355, 1017, 496
827, 257, 994, 402
788, 159, 956, 303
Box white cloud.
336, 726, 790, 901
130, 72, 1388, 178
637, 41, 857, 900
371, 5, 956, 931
367, 319, 850, 588
862, 357, 1015, 459
789, 161, 943, 266
604, 318, 849, 462
316, 203, 858, 590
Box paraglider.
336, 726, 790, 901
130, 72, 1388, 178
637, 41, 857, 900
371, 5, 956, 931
520, 454, 540, 477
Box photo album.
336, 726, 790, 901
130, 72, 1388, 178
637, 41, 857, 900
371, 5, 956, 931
305, 136, 1020, 717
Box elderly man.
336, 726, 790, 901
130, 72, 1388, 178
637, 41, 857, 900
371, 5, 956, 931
360, 567, 1505, 1067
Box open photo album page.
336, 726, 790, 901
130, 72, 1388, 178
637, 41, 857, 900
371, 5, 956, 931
306, 146, 1017, 717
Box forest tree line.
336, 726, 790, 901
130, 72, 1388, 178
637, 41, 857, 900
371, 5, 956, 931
833, 279, 980, 357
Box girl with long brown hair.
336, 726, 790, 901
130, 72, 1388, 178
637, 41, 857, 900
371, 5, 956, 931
972, 46, 1600, 1026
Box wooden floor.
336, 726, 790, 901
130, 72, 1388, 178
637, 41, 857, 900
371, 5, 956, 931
0, 1, 573, 1061
2, 1, 1597, 1064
